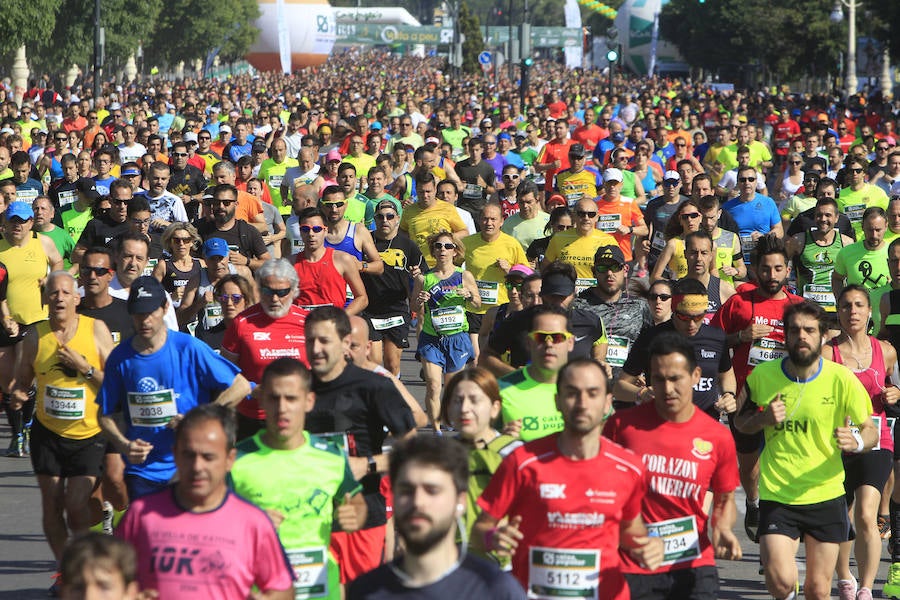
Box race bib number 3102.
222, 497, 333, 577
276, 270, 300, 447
529, 547, 600, 600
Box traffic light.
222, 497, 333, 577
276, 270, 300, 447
606, 48, 618, 64
523, 57, 534, 68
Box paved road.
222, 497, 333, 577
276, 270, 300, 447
0, 335, 893, 598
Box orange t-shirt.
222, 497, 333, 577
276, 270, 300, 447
594, 194, 644, 261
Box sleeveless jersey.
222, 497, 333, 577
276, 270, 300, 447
712, 229, 740, 286
422, 268, 468, 337
34, 317, 103, 439
294, 248, 347, 310
162, 258, 201, 307
324, 222, 363, 261
797, 230, 843, 311
831, 337, 894, 452
0, 235, 50, 324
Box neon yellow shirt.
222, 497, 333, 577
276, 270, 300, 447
838, 184, 889, 238
499, 367, 564, 442
400, 200, 467, 267
258, 157, 299, 214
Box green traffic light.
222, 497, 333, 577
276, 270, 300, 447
606, 49, 618, 62
523, 57, 534, 67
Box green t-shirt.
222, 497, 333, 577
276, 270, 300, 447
746, 358, 871, 505
834, 240, 890, 291
499, 367, 563, 442
500, 211, 551, 251
61, 207, 93, 245
344, 194, 369, 225
38, 226, 75, 269
258, 157, 299, 214
441, 126, 471, 150
231, 432, 360, 600
837, 184, 889, 238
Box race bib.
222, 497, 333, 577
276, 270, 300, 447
44, 385, 86, 420
748, 337, 787, 366
204, 302, 224, 328
529, 547, 600, 600
57, 189, 77, 209
291, 237, 305, 254
477, 280, 500, 304
596, 214, 621, 233
739, 235, 756, 264
268, 174, 284, 189
647, 515, 701, 566
127, 388, 178, 427
650, 230, 667, 253
845, 203, 865, 223
606, 336, 631, 368
575, 278, 597, 295
564, 191, 584, 206
463, 183, 483, 199
803, 284, 835, 309
316, 431, 350, 453
370, 315, 405, 331
431, 305, 466, 334
16, 188, 38, 200
142, 258, 158, 278
287, 547, 328, 599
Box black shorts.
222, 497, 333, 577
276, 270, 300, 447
624, 565, 719, 600
0, 323, 28, 348
727, 413, 764, 454
843, 450, 892, 502
365, 314, 410, 349
759, 497, 850, 543
465, 311, 484, 335
30, 419, 106, 478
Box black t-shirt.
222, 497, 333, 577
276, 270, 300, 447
348, 554, 526, 599
77, 298, 135, 346
195, 218, 268, 260
77, 214, 131, 249
572, 290, 651, 380
455, 158, 497, 216
489, 305, 605, 368
718, 210, 740, 235
786, 205, 855, 240
168, 165, 208, 221
526, 235, 552, 264
361, 233, 425, 316
49, 178, 78, 227
308, 363, 416, 528
623, 320, 732, 416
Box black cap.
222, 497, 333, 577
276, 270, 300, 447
594, 244, 626, 265
568, 143, 587, 158
75, 177, 100, 200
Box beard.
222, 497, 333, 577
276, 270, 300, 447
787, 343, 820, 368
396, 511, 456, 555
760, 278, 785, 295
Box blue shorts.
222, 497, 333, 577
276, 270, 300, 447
417, 331, 473, 373
125, 474, 170, 500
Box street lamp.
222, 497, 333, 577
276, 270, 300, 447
830, 0, 857, 97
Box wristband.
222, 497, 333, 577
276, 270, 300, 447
851, 428, 864, 453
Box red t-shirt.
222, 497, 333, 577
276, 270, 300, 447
478, 434, 645, 600
572, 124, 606, 151
537, 140, 574, 192
221, 304, 309, 419
294, 247, 348, 310
710, 288, 803, 392
773, 120, 801, 156
603, 403, 739, 573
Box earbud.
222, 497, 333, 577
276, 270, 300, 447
456, 504, 464, 514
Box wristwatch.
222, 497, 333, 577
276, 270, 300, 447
367, 455, 377, 474
83, 366, 95, 380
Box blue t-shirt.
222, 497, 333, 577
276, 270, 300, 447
15, 178, 43, 201
93, 175, 117, 196
97, 330, 242, 483
722, 193, 780, 236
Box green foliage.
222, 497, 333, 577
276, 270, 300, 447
862, 0, 899, 62
660, 0, 843, 81
459, 1, 485, 75
143, 0, 259, 68
0, 0, 63, 57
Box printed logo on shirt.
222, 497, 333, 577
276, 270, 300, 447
253, 332, 271, 341
540, 483, 567, 499
691, 438, 713, 460
584, 489, 616, 504
547, 511, 606, 528
700, 349, 717, 359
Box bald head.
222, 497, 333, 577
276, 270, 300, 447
348, 315, 370, 365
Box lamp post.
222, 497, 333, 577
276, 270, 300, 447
830, 0, 857, 97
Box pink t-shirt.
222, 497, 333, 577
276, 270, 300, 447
117, 489, 294, 599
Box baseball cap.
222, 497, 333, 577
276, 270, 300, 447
6, 201, 33, 220
121, 166, 141, 177
594, 245, 625, 265
252, 140, 268, 153
541, 272, 575, 297
183, 131, 198, 145
326, 149, 342, 163
75, 177, 100, 200
507, 264, 534, 279
546, 193, 567, 210
370, 122, 383, 131
568, 143, 587, 158
663, 170, 681, 182
219, 125, 232, 135
603, 168, 624, 183
375, 198, 402, 217
202, 237, 230, 259
127, 276, 168, 314
498, 132, 512, 141
611, 131, 626, 143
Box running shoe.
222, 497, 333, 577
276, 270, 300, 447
884, 563, 900, 599
856, 587, 873, 600
5, 433, 24, 458
744, 498, 760, 543
48, 572, 61, 597
102, 501, 115, 535
837, 576, 857, 600
22, 425, 30, 456
880, 514, 892, 540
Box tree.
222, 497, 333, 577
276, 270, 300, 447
144, 0, 260, 67
660, 0, 843, 82
459, 0, 485, 75
31, 0, 162, 74
861, 0, 898, 63
0, 0, 62, 57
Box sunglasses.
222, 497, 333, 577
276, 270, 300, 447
674, 312, 705, 323
375, 213, 396, 221
738, 177, 756, 183
205, 199, 235, 206
576, 210, 597, 218
595, 263, 625, 273
260, 286, 292, 297
172, 152, 188, 157
172, 237, 193, 245
680, 212, 701, 220
320, 201, 345, 208
198, 136, 211, 140
790, 161, 802, 165
218, 293, 244, 304
849, 168, 864, 174
502, 174, 520, 180
649, 293, 672, 301
111, 198, 129, 205
300, 225, 325, 234
554, 224, 574, 231
528, 330, 573, 344
505, 281, 524, 291
80, 265, 112, 277
433, 242, 456, 250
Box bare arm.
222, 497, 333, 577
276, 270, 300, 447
213, 374, 252, 408
650, 239, 676, 281
710, 490, 742, 560
620, 515, 664, 571
338, 251, 369, 315
769, 221, 784, 239
356, 228, 384, 275
612, 371, 652, 405
461, 270, 481, 310
40, 235, 64, 272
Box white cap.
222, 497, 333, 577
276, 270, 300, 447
109, 102, 121, 110
183, 131, 198, 144
663, 170, 681, 182
603, 168, 624, 183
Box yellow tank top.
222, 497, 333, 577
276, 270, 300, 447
667, 237, 689, 278
34, 317, 102, 439
0, 235, 49, 324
